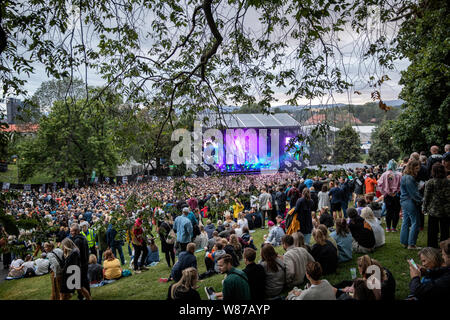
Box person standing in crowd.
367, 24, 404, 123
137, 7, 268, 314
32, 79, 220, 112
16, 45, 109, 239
295, 188, 314, 245
106, 218, 125, 265
213, 254, 251, 300
282, 234, 315, 289
410, 152, 429, 231
59, 238, 91, 300
378, 159, 402, 232
95, 217, 108, 264
318, 184, 331, 211
80, 222, 96, 256
400, 159, 423, 250
70, 223, 91, 300
422, 163, 450, 248
159, 214, 176, 268
44, 242, 64, 300
364, 173, 378, 195
328, 180, 343, 220
242, 248, 265, 300
173, 208, 193, 252
131, 215, 149, 273
275, 186, 287, 218
167, 267, 201, 301
426, 146, 443, 178
259, 188, 272, 229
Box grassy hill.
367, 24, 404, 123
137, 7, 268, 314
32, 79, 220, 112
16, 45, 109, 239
0, 214, 429, 300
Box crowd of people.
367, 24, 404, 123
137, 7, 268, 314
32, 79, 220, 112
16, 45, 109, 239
0, 144, 449, 300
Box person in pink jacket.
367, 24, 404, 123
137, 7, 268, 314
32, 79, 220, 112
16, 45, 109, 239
378, 160, 402, 232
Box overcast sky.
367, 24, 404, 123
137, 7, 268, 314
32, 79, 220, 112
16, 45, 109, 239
15, 2, 408, 107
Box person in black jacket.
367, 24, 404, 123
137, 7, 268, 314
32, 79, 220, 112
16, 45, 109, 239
242, 248, 266, 300
311, 228, 338, 275
347, 208, 375, 253
295, 188, 314, 245
70, 223, 91, 300
159, 215, 176, 268
275, 186, 287, 218
408, 245, 450, 300
170, 243, 197, 282
60, 238, 91, 300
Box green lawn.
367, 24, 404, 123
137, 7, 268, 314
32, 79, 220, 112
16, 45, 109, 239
0, 164, 57, 184
0, 215, 428, 300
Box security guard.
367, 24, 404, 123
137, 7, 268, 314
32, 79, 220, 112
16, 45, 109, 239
80, 222, 97, 256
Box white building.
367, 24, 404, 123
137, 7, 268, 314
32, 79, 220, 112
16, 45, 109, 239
352, 125, 377, 153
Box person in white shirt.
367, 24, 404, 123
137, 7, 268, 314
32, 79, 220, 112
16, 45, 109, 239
34, 253, 51, 276
286, 261, 336, 300
361, 207, 385, 248
237, 212, 248, 230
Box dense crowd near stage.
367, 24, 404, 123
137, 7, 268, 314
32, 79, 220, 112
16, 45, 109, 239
1, 145, 449, 301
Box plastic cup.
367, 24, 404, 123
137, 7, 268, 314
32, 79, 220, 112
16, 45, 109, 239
350, 268, 357, 279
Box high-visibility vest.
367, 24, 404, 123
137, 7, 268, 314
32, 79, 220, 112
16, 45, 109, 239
81, 229, 96, 248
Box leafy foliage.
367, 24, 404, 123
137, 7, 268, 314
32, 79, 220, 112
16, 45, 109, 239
368, 120, 401, 165
333, 125, 361, 164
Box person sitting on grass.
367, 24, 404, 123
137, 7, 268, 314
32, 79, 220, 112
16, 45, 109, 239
408, 245, 450, 300
317, 224, 338, 251
318, 207, 334, 229
286, 261, 336, 300
167, 267, 201, 301
170, 242, 197, 282
330, 218, 353, 263
242, 248, 266, 300
292, 231, 311, 253
347, 207, 375, 254
34, 252, 50, 276
103, 249, 122, 280
361, 207, 385, 248
260, 243, 286, 300
310, 228, 338, 275
210, 254, 251, 300
356, 197, 367, 216
229, 234, 243, 261
199, 241, 226, 279
282, 234, 315, 290
7, 256, 25, 278
334, 255, 396, 301
88, 254, 103, 285
263, 220, 285, 247
145, 238, 160, 266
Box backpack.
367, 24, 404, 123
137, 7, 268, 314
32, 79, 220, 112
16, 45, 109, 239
166, 229, 176, 245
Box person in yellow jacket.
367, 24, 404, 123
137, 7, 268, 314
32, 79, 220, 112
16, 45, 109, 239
232, 198, 244, 220
81, 222, 97, 256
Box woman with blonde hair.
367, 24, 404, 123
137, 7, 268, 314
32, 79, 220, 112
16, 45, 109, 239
60, 238, 92, 300
310, 228, 337, 275
361, 207, 385, 248
44, 241, 64, 300
167, 267, 201, 300
87, 254, 103, 285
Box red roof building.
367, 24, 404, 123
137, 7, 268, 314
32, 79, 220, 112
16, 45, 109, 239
0, 123, 39, 133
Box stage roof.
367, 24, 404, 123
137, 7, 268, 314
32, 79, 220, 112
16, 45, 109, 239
198, 113, 301, 129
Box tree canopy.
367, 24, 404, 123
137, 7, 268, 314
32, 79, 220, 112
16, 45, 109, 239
333, 125, 361, 164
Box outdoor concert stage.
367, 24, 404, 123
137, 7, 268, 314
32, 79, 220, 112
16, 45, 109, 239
188, 113, 308, 176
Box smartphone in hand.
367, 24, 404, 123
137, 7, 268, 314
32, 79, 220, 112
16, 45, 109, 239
409, 258, 419, 270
